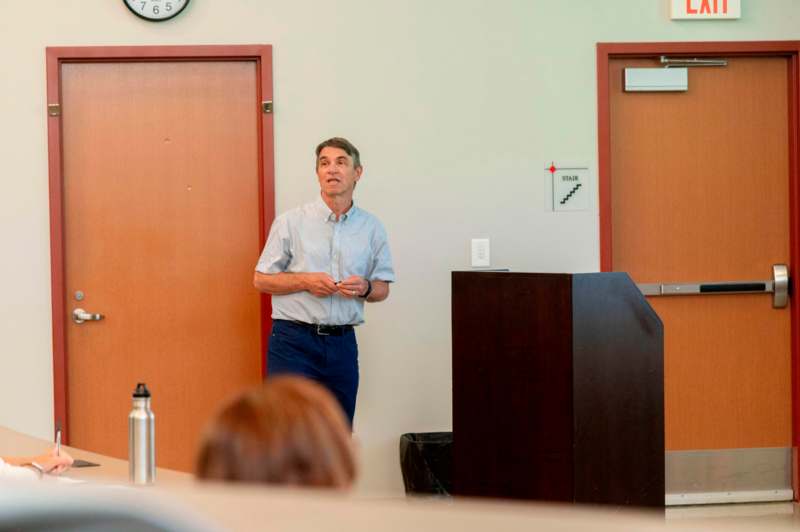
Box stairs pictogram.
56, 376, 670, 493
559, 183, 582, 204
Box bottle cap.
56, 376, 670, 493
133, 382, 151, 398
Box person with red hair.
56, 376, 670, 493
195, 376, 356, 489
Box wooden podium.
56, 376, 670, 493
452, 272, 664, 507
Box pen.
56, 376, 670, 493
56, 428, 61, 457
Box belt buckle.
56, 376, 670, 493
316, 324, 330, 336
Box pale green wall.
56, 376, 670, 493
0, 0, 798, 495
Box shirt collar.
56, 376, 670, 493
315, 196, 358, 222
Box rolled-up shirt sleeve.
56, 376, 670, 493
369, 222, 396, 283
255, 217, 292, 274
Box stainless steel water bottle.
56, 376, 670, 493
129, 382, 155, 484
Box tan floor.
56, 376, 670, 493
666, 501, 800, 527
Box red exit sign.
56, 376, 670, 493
671, 0, 741, 19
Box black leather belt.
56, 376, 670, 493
287, 320, 353, 336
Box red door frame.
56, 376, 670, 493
597, 41, 800, 496
45, 45, 274, 443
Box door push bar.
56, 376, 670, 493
637, 264, 789, 309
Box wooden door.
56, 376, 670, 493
48, 48, 272, 473
608, 56, 791, 453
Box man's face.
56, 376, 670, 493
317, 147, 362, 198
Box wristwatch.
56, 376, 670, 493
359, 279, 372, 299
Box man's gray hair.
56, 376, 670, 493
315, 137, 361, 169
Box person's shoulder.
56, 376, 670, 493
353, 205, 383, 224
353, 206, 389, 236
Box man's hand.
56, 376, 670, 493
304, 273, 339, 297
337, 275, 369, 299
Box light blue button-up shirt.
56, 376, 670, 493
256, 197, 395, 325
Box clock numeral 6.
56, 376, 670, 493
125, 0, 188, 20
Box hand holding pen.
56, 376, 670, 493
43, 425, 73, 474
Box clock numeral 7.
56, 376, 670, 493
140, 1, 146, 11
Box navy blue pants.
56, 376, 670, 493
267, 319, 359, 426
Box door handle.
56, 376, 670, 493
637, 264, 790, 309
72, 308, 105, 324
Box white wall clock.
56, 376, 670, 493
123, 0, 190, 22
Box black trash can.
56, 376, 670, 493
399, 432, 452, 495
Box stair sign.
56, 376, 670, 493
548, 164, 589, 212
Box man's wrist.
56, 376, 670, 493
359, 279, 372, 299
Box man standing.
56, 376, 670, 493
254, 137, 395, 425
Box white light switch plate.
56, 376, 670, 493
471, 238, 490, 267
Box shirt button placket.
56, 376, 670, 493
331, 221, 341, 282
330, 220, 341, 323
